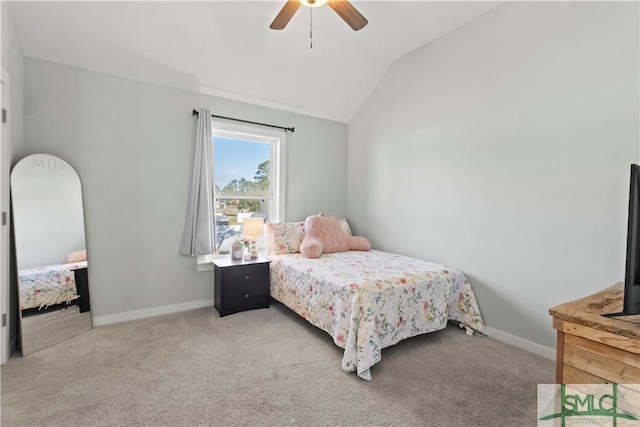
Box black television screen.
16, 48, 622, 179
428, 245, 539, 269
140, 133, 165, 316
605, 163, 640, 318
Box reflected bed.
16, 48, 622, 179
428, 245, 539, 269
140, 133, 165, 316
18, 261, 88, 314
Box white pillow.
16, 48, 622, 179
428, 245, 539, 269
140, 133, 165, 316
337, 218, 352, 236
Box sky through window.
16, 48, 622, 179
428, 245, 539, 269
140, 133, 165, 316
214, 137, 271, 187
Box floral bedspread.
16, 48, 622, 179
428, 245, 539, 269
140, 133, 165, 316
18, 261, 87, 310
269, 250, 485, 380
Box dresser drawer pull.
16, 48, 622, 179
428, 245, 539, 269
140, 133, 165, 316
245, 294, 249, 298
245, 275, 250, 280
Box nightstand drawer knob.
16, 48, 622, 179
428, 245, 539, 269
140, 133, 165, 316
245, 294, 249, 298
245, 275, 250, 280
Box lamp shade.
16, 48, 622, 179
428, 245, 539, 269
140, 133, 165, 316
242, 217, 264, 237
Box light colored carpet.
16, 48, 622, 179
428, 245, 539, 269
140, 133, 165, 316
1, 301, 554, 426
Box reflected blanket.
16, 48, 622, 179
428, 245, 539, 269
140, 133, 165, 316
18, 261, 87, 310
270, 250, 485, 380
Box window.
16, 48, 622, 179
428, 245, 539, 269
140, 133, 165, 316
211, 121, 286, 255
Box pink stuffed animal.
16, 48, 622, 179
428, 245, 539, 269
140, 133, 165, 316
300, 215, 371, 259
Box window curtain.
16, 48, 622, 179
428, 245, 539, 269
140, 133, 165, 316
179, 108, 215, 256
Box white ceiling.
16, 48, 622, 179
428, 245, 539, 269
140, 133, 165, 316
8, 1, 502, 123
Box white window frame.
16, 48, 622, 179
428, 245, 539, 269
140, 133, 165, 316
197, 120, 286, 270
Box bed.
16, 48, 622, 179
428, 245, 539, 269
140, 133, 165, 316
269, 249, 485, 380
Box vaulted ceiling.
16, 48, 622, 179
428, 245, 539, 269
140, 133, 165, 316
8, 1, 501, 123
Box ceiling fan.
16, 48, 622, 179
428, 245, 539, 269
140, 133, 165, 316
270, 0, 368, 32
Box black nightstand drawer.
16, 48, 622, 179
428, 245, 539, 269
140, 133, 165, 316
213, 259, 271, 317
221, 263, 268, 289
224, 287, 269, 312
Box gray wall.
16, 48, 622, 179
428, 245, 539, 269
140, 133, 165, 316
347, 1, 639, 350
22, 58, 348, 319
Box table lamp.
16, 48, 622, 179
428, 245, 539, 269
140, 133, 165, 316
242, 217, 264, 259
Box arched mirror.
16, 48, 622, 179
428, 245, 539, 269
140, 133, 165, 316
11, 154, 91, 356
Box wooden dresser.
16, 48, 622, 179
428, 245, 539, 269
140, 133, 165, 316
549, 283, 640, 384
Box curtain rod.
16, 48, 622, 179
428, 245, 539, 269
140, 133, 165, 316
192, 109, 295, 133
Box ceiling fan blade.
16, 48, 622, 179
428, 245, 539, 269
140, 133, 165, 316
328, 0, 368, 31
270, 1, 302, 30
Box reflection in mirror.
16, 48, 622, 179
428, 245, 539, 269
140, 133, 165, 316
11, 154, 91, 356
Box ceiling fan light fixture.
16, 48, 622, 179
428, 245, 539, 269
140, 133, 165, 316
298, 0, 328, 8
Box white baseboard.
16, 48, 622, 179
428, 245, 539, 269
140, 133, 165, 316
91, 302, 556, 362
485, 326, 556, 361
92, 299, 214, 326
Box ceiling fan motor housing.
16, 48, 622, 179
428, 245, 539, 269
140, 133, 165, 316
300, 0, 328, 7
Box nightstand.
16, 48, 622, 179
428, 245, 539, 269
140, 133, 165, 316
213, 257, 271, 317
